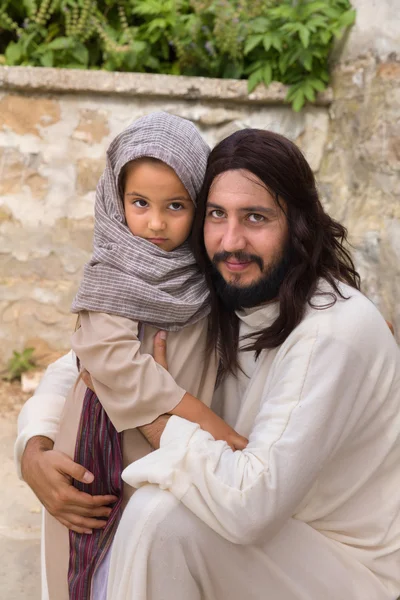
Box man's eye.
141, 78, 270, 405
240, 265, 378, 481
248, 213, 265, 223
169, 202, 184, 211
133, 199, 148, 208
210, 210, 225, 218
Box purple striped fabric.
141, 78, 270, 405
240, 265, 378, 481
68, 388, 123, 599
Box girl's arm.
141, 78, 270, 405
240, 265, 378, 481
74, 312, 247, 449
72, 311, 186, 431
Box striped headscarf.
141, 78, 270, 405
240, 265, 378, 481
72, 112, 211, 330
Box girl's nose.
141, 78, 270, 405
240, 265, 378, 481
149, 213, 166, 231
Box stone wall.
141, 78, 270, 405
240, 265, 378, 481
0, 69, 331, 367
318, 57, 400, 336
0, 0, 399, 366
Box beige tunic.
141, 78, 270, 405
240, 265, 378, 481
45, 311, 217, 600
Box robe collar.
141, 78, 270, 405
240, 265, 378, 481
236, 301, 279, 330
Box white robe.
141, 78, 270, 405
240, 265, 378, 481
15, 282, 400, 599
110, 282, 400, 599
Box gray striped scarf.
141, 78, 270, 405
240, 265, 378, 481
72, 112, 211, 330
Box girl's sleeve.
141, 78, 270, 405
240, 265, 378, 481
71, 311, 186, 432
14, 351, 78, 478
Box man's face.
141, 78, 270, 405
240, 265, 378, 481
204, 169, 289, 305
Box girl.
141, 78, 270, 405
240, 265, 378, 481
45, 112, 246, 600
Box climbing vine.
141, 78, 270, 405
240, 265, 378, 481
0, 0, 355, 111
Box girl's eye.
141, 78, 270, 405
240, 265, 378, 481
210, 209, 225, 219
248, 213, 265, 223
133, 199, 148, 208
169, 202, 184, 211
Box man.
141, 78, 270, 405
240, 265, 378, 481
17, 129, 400, 599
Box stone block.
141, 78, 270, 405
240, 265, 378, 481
0, 147, 48, 199
72, 108, 110, 144
76, 157, 105, 194
0, 94, 60, 136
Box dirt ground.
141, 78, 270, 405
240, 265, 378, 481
0, 380, 42, 599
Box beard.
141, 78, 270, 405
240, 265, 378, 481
211, 245, 292, 311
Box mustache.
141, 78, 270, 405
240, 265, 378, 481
212, 251, 264, 271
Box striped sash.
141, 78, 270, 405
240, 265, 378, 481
68, 388, 123, 599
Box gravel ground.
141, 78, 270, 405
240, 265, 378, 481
0, 380, 42, 600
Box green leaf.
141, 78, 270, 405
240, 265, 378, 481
302, 52, 313, 71
271, 35, 283, 52
223, 62, 243, 79
46, 37, 75, 51
247, 68, 263, 93
291, 89, 305, 112
299, 25, 310, 48
22, 31, 39, 53
244, 60, 263, 75
71, 43, 89, 65
309, 78, 325, 92
263, 33, 272, 52
262, 63, 272, 87
22, 0, 36, 15
320, 30, 332, 44
5, 42, 22, 65
40, 50, 54, 67
244, 34, 263, 55
248, 17, 270, 34
146, 18, 168, 34
339, 9, 356, 27
132, 40, 147, 54
278, 53, 289, 75
302, 1, 331, 19
303, 83, 316, 102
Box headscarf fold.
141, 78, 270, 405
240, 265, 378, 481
72, 112, 211, 330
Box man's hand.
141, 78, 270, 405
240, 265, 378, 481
21, 436, 117, 534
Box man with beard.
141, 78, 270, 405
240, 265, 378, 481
17, 130, 400, 600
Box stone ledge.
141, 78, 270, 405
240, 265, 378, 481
0, 66, 332, 106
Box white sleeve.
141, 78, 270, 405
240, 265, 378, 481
14, 351, 78, 479
122, 331, 365, 545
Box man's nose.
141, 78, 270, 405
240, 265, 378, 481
221, 221, 246, 252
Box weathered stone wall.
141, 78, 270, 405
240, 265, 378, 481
0, 0, 399, 366
0, 69, 330, 366
319, 57, 400, 336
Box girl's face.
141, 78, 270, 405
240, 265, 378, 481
123, 158, 195, 252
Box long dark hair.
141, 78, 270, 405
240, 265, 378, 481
191, 129, 361, 374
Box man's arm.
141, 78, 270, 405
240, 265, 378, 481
122, 326, 382, 545
16, 351, 117, 533
15, 351, 77, 476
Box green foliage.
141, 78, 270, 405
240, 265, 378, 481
0, 0, 355, 110
3, 348, 36, 382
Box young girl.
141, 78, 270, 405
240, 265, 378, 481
45, 112, 246, 600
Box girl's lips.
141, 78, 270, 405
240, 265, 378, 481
224, 260, 252, 272
147, 238, 168, 244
